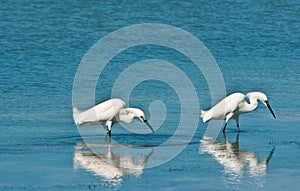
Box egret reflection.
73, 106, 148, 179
200, 132, 275, 187
73, 141, 153, 187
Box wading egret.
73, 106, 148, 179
201, 92, 276, 133
73, 98, 154, 136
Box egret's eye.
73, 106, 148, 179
140, 116, 147, 122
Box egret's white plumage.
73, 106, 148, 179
73, 98, 154, 136
201, 92, 276, 132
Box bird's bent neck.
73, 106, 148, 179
240, 98, 259, 113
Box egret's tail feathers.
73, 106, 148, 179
201, 110, 210, 123
73, 108, 81, 124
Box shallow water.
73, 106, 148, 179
1, 0, 299, 190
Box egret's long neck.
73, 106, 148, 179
240, 98, 259, 114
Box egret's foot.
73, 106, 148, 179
106, 130, 111, 137
222, 127, 226, 133
236, 125, 240, 133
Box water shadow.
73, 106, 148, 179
200, 132, 275, 187
73, 138, 153, 188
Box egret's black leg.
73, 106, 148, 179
106, 121, 112, 137
236, 123, 240, 133
106, 130, 111, 137
222, 123, 228, 133
235, 117, 240, 133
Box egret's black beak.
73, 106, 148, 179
141, 116, 154, 133
265, 101, 276, 118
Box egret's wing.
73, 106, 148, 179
75, 99, 125, 124
94, 99, 125, 121
208, 93, 246, 120
224, 93, 246, 114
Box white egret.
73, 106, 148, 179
73, 98, 154, 136
201, 92, 276, 133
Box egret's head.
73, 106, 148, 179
246, 92, 267, 103
246, 92, 276, 118
129, 108, 145, 121
130, 108, 154, 133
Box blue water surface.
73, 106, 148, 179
1, 0, 299, 190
